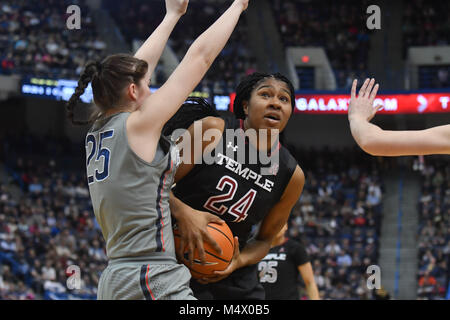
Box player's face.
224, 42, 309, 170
244, 78, 292, 133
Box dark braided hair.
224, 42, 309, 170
233, 72, 296, 119
162, 97, 219, 137
66, 61, 98, 125
66, 54, 148, 125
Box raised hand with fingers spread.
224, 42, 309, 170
348, 78, 382, 122
348, 78, 450, 156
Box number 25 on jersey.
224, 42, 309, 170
85, 130, 114, 184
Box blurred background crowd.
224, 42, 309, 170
0, 0, 449, 300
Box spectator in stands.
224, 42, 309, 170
366, 182, 382, 207
0, 0, 107, 79
336, 250, 352, 267
418, 272, 438, 299
436, 67, 449, 88
325, 240, 341, 255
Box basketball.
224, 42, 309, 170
173, 222, 235, 279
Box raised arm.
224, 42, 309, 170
133, 0, 249, 136
348, 78, 450, 156
134, 0, 189, 78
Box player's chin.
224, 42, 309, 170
262, 116, 282, 128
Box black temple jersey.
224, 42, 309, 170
172, 116, 298, 249
258, 238, 310, 300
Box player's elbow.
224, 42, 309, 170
358, 138, 381, 156
202, 116, 225, 132
355, 133, 385, 156
350, 122, 387, 156
185, 45, 214, 71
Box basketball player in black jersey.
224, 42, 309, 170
164, 72, 305, 299
258, 223, 320, 300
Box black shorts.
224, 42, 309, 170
190, 264, 265, 300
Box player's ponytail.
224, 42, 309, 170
66, 61, 98, 125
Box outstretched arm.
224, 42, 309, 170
135, 0, 249, 135
348, 78, 450, 156
134, 0, 189, 78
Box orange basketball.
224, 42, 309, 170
173, 222, 235, 279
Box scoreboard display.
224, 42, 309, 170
21, 77, 450, 114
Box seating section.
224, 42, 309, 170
0, 0, 106, 79
2, 0, 448, 90
402, 0, 450, 89
270, 0, 372, 89
416, 156, 449, 300
402, 0, 450, 54
286, 146, 383, 299
0, 133, 101, 299
107, 0, 257, 91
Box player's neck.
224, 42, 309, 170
103, 103, 136, 117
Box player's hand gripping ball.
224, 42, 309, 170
174, 222, 235, 279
